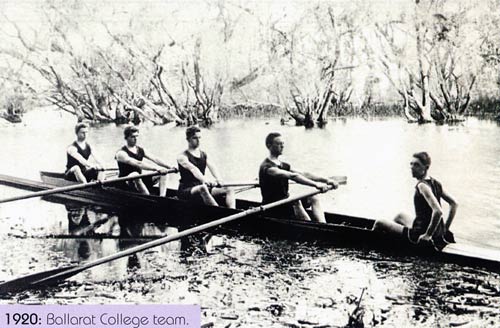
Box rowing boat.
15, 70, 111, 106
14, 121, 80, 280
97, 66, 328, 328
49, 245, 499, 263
1, 171, 500, 271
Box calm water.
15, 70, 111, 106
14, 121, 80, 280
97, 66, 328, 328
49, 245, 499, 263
0, 111, 499, 327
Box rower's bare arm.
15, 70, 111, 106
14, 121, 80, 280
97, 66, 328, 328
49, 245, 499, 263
418, 183, 443, 238
299, 171, 321, 181
268, 168, 320, 189
144, 153, 174, 170
289, 168, 329, 189
299, 171, 339, 188
441, 189, 458, 230
116, 151, 159, 171
177, 154, 206, 183
206, 160, 222, 184
67, 146, 92, 168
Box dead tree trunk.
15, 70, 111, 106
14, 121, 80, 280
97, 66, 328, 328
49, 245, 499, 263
180, 38, 224, 127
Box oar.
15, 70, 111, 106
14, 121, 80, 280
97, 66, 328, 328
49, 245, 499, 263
234, 185, 259, 194
219, 175, 348, 188
71, 217, 111, 236
0, 169, 177, 204
0, 185, 335, 294
98, 168, 120, 172
218, 181, 259, 188
99, 168, 158, 172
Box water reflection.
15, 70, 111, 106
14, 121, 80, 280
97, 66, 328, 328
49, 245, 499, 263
49, 203, 210, 281
66, 206, 91, 233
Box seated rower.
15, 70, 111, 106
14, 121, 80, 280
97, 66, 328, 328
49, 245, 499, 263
374, 152, 458, 247
259, 132, 338, 223
65, 123, 105, 183
115, 126, 175, 196
177, 126, 235, 208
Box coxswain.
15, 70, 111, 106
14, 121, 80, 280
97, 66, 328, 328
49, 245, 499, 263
374, 152, 458, 248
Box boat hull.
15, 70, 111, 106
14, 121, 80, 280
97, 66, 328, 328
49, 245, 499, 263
0, 172, 499, 270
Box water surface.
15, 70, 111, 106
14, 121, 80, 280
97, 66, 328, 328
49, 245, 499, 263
0, 111, 499, 327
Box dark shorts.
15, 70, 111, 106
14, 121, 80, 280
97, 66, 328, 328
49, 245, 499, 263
117, 176, 157, 193
402, 224, 453, 250
263, 198, 311, 220
402, 227, 424, 244
177, 185, 202, 200
64, 167, 98, 182
178, 184, 225, 205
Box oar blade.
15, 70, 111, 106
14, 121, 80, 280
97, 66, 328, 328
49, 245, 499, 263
0, 265, 76, 295
31, 266, 86, 287
330, 175, 348, 185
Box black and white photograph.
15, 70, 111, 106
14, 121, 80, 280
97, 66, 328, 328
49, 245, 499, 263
0, 0, 500, 326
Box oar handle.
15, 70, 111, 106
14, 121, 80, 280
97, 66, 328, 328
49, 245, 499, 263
98, 169, 177, 186
34, 186, 334, 284
99, 168, 168, 172
219, 176, 348, 188
218, 182, 260, 188
0, 169, 177, 204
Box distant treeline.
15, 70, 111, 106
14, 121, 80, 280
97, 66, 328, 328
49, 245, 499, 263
1, 0, 500, 126
468, 97, 500, 120
220, 100, 499, 121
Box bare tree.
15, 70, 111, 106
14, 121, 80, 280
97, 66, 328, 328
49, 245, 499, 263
276, 4, 359, 128
0, 0, 497, 125
375, 0, 481, 123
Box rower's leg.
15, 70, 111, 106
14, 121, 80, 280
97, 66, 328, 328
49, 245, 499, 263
192, 185, 218, 206
158, 175, 168, 197
127, 172, 149, 195
292, 201, 312, 221
394, 212, 413, 227
224, 189, 235, 209
70, 166, 87, 183
309, 195, 326, 223
211, 187, 235, 208
373, 219, 405, 235
134, 179, 150, 195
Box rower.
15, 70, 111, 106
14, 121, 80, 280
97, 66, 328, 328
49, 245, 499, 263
259, 132, 338, 223
65, 123, 105, 183
374, 152, 458, 247
177, 126, 235, 208
115, 126, 175, 196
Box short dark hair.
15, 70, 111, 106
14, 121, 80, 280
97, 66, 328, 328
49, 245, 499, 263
265, 132, 281, 148
186, 125, 201, 139
124, 125, 139, 139
413, 152, 431, 168
75, 123, 88, 134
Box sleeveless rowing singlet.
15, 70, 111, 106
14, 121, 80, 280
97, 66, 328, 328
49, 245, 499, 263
66, 141, 92, 171
117, 146, 145, 177
258, 158, 291, 204
412, 177, 443, 234
178, 150, 207, 188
